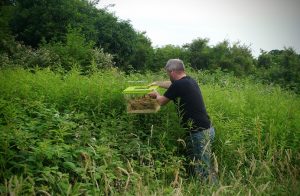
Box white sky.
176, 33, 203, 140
98, 0, 300, 57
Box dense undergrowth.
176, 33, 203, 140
0, 67, 299, 195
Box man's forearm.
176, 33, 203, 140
156, 81, 171, 89
148, 91, 170, 106
156, 94, 170, 106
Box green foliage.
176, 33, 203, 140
1, 0, 299, 94
0, 28, 114, 73
0, 2, 17, 55
42, 27, 114, 71
257, 48, 300, 93
95, 17, 137, 68
186, 39, 255, 76
0, 67, 299, 195
129, 32, 154, 71
185, 38, 212, 70
0, 41, 62, 69
227, 42, 255, 75
6, 0, 150, 69
10, 0, 97, 47
153, 45, 188, 71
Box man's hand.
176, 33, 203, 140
148, 90, 170, 106
148, 90, 159, 98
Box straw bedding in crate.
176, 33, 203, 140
127, 96, 160, 113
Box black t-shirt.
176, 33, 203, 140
164, 76, 211, 131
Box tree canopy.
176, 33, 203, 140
0, 0, 299, 92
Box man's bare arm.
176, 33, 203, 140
150, 81, 171, 89
148, 91, 170, 106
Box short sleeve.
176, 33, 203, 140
163, 82, 179, 100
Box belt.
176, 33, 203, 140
190, 127, 211, 133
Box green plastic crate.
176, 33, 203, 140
123, 85, 159, 94
122, 85, 160, 113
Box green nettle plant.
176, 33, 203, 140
41, 28, 114, 73
0, 67, 299, 195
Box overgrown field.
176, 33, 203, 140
0, 67, 299, 195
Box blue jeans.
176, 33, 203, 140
186, 127, 215, 178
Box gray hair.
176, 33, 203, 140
165, 59, 185, 72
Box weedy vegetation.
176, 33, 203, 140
0, 67, 299, 195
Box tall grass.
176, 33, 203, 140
0, 67, 299, 195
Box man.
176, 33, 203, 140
148, 59, 216, 181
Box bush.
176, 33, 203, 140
42, 28, 114, 73
0, 40, 62, 69
256, 48, 300, 93
0, 67, 299, 195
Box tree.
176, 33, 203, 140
185, 38, 211, 70
153, 45, 188, 71
0, 1, 16, 54
210, 40, 231, 70
129, 32, 154, 71
10, 0, 98, 47
230, 42, 255, 75
94, 11, 139, 68
257, 48, 300, 92
7, 0, 149, 69
41, 27, 113, 72
257, 50, 272, 69
209, 40, 254, 75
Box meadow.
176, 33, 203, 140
0, 67, 299, 195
